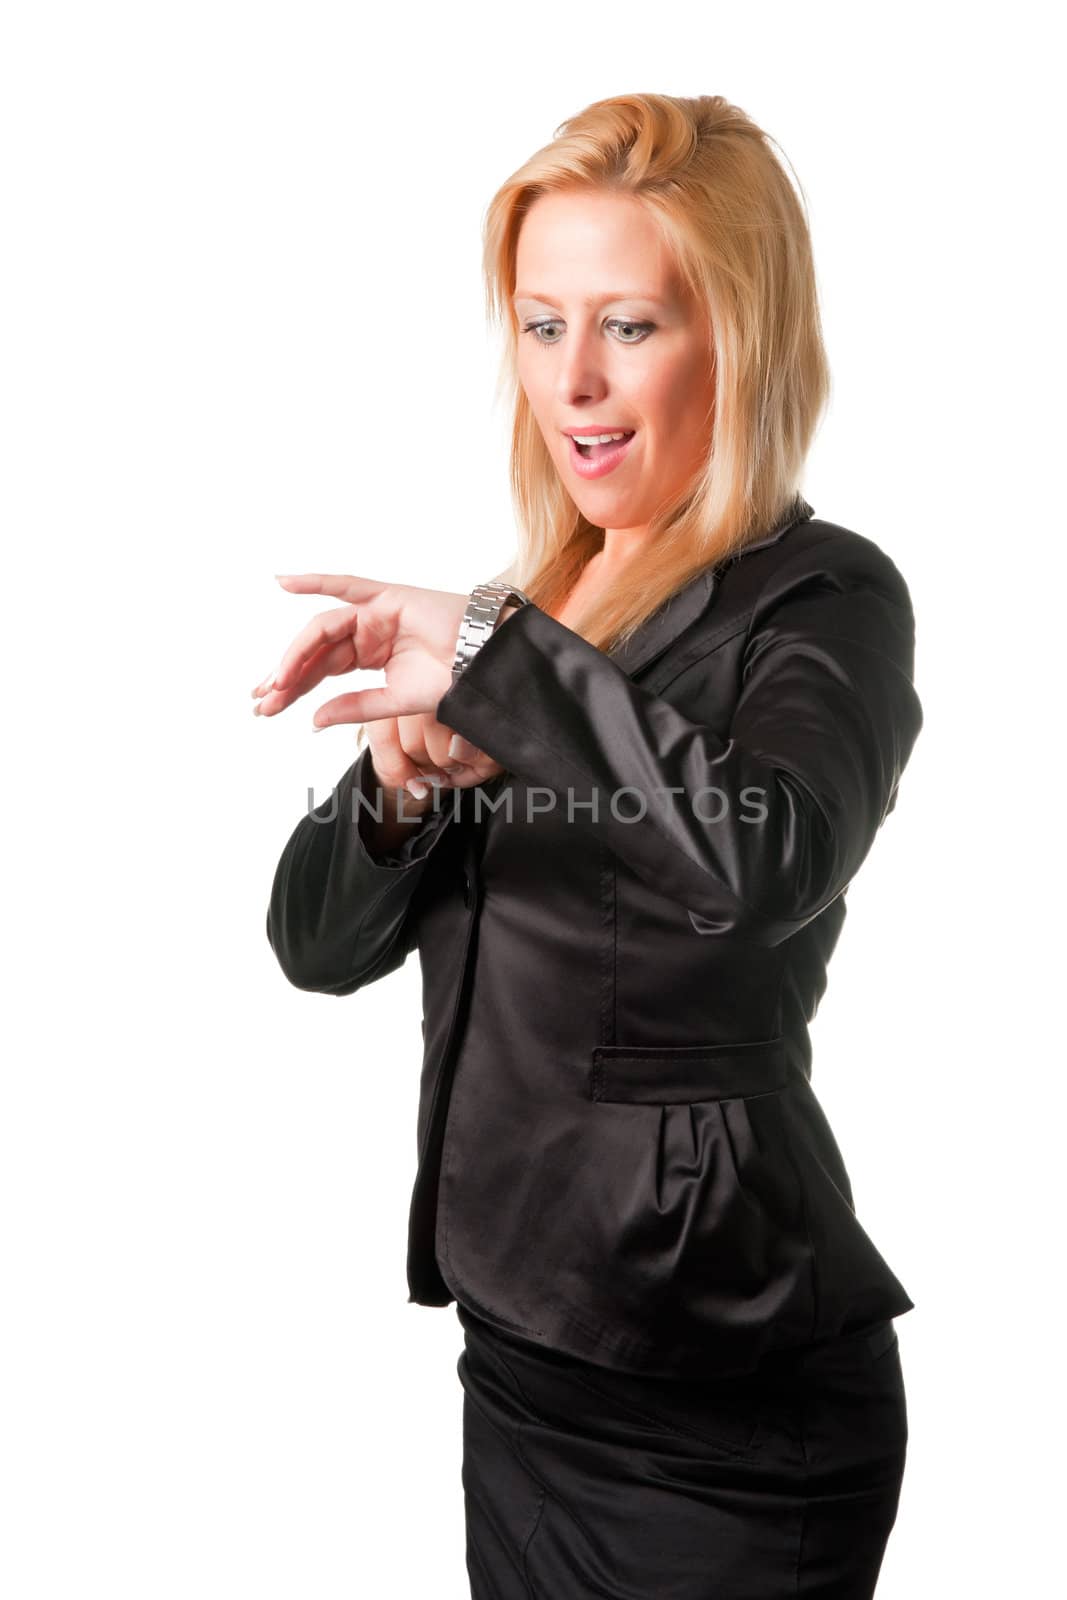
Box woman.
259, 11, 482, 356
256, 93, 922, 1599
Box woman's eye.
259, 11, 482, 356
523, 319, 564, 343
521, 318, 654, 346
610, 319, 654, 343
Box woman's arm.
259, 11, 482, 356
436, 530, 923, 947
266, 743, 455, 994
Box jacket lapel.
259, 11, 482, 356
609, 566, 718, 679
610, 495, 814, 680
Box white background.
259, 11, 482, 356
2, 2, 1062, 1594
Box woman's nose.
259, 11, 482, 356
556, 357, 609, 406
554, 325, 609, 403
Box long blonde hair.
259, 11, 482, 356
484, 92, 830, 655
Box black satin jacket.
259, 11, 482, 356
266, 498, 924, 1379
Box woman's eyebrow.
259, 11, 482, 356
512, 290, 666, 307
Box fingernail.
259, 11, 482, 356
406, 779, 429, 798
448, 734, 468, 760
312, 720, 327, 733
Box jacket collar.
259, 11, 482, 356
609, 494, 815, 679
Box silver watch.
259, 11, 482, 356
451, 582, 532, 682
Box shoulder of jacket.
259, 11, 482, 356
746, 517, 917, 618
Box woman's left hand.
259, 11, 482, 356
251, 574, 470, 729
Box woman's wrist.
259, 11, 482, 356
362, 777, 440, 860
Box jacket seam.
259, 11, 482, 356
777, 1083, 820, 1346
598, 843, 616, 1047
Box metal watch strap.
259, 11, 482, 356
451, 582, 532, 683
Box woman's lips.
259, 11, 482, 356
567, 431, 637, 479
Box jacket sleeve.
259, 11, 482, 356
435, 532, 923, 946
266, 743, 455, 994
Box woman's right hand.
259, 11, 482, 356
357, 713, 504, 860
364, 712, 504, 805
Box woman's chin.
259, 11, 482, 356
572, 490, 642, 527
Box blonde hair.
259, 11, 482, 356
483, 92, 830, 655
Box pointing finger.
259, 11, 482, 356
274, 573, 390, 605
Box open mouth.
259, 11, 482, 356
566, 430, 638, 479
572, 431, 635, 460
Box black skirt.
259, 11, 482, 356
455, 1301, 908, 1599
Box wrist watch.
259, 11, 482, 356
451, 581, 533, 683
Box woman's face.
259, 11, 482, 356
513, 189, 715, 540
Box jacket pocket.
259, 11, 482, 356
575, 1037, 816, 1368
589, 1036, 790, 1104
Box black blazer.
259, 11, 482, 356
266, 497, 924, 1379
